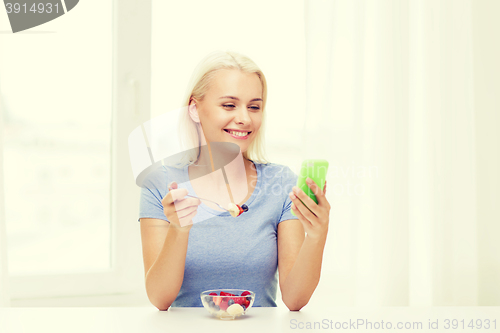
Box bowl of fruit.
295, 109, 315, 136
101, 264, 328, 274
200, 289, 255, 320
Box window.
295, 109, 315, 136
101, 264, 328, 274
1, 0, 149, 301
1, 22, 112, 276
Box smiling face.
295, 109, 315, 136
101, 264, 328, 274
193, 69, 263, 154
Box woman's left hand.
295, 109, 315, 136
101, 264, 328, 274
289, 178, 330, 240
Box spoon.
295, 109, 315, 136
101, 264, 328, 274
185, 194, 248, 214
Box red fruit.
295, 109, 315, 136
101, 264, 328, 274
213, 296, 222, 305
219, 300, 229, 311
241, 291, 251, 296
242, 295, 251, 308
220, 291, 228, 296
228, 293, 236, 296
234, 297, 245, 305
209, 292, 217, 296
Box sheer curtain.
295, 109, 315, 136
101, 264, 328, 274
305, 0, 499, 306
0, 91, 10, 307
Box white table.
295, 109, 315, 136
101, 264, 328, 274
1, 306, 499, 332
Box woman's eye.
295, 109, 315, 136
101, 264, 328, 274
222, 104, 260, 111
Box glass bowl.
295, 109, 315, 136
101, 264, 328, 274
200, 289, 255, 320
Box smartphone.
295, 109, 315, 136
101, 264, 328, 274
291, 159, 329, 216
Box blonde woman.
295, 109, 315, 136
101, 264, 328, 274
139, 51, 330, 311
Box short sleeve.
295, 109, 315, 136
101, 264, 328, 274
278, 166, 299, 224
137, 168, 169, 223
138, 186, 169, 223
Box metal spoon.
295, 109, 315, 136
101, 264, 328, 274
186, 194, 230, 212
185, 194, 248, 214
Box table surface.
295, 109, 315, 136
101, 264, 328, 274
1, 306, 499, 333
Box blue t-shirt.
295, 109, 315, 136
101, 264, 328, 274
138, 161, 299, 307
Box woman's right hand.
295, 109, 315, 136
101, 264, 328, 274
161, 181, 201, 230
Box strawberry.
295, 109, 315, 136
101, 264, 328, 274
234, 297, 245, 305
219, 299, 229, 311
237, 205, 244, 216
209, 292, 217, 296
241, 291, 251, 296
213, 296, 222, 306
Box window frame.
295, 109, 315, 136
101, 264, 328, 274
9, 0, 152, 301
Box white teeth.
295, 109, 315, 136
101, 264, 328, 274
228, 131, 249, 137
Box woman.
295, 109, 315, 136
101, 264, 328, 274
139, 51, 330, 311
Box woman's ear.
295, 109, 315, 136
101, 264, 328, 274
188, 101, 200, 123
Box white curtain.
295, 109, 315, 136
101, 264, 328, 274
305, 0, 500, 306
0, 89, 11, 307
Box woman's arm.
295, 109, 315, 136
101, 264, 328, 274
140, 181, 201, 310
278, 179, 330, 311
141, 219, 191, 311
278, 221, 327, 311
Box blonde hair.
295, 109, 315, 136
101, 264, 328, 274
177, 50, 269, 166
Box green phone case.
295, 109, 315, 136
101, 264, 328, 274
291, 159, 329, 216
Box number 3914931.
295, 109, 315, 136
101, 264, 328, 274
5, 3, 60, 14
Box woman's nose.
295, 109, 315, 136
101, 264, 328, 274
235, 108, 251, 125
